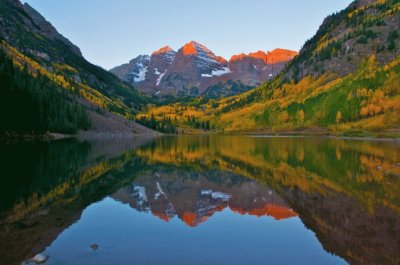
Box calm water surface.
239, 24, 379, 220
0, 136, 399, 265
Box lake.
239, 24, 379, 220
0, 136, 399, 265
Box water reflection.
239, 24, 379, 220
0, 137, 155, 265
0, 136, 399, 265
112, 171, 297, 227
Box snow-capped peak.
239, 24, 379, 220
124, 55, 150, 83
152, 46, 176, 64
181, 41, 229, 75
182, 41, 213, 56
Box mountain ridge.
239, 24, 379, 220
110, 41, 298, 98
137, 0, 400, 136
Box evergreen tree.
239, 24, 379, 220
0, 50, 90, 135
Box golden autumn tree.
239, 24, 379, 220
279, 111, 290, 123
336, 111, 342, 123
298, 110, 305, 123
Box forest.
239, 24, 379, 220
0, 50, 90, 135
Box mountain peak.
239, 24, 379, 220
21, 3, 82, 56
230, 51, 268, 63
230, 51, 267, 63
111, 42, 297, 97
152, 46, 174, 55
230, 49, 298, 64
182, 41, 213, 56
249, 51, 269, 62
267, 48, 298, 63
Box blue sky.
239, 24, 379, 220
24, 0, 352, 69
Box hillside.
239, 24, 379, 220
138, 0, 400, 136
216, 0, 400, 134
283, 0, 400, 82
0, 0, 156, 136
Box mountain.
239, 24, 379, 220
140, 46, 176, 90
228, 49, 298, 86
155, 41, 229, 96
214, 0, 400, 134
111, 171, 297, 227
110, 41, 297, 98
283, 0, 400, 83
18, 3, 82, 57
139, 0, 400, 136
108, 55, 150, 85
0, 0, 156, 136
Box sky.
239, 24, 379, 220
23, 0, 353, 70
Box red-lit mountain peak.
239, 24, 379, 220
111, 42, 297, 97
229, 49, 298, 64
152, 45, 174, 55
230, 203, 297, 220
182, 41, 214, 57
266, 48, 299, 64
182, 211, 198, 227
181, 204, 227, 227
152, 211, 173, 222
230, 51, 268, 63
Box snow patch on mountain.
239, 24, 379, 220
133, 186, 147, 201
202, 67, 231, 78
163, 51, 176, 64
201, 190, 231, 201
155, 182, 167, 200
156, 70, 167, 86
134, 66, 148, 82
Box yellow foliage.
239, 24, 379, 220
336, 111, 342, 123
279, 111, 290, 123
298, 110, 305, 123
53, 63, 78, 73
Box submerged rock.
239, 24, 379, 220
28, 253, 48, 264
90, 244, 98, 250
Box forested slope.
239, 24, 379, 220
0, 0, 156, 136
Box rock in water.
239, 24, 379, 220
90, 244, 98, 250
29, 254, 49, 264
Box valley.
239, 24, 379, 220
133, 0, 400, 136
1, 1, 400, 264
0, 0, 399, 138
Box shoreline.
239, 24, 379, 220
1, 129, 399, 142
0, 130, 162, 143
242, 127, 400, 141
248, 134, 400, 142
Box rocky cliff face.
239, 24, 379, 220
139, 46, 176, 91
155, 41, 230, 96
21, 3, 82, 57
109, 55, 150, 85
0, 0, 82, 57
110, 41, 297, 97
229, 49, 298, 86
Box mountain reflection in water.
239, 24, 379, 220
0, 136, 399, 265
112, 171, 297, 227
